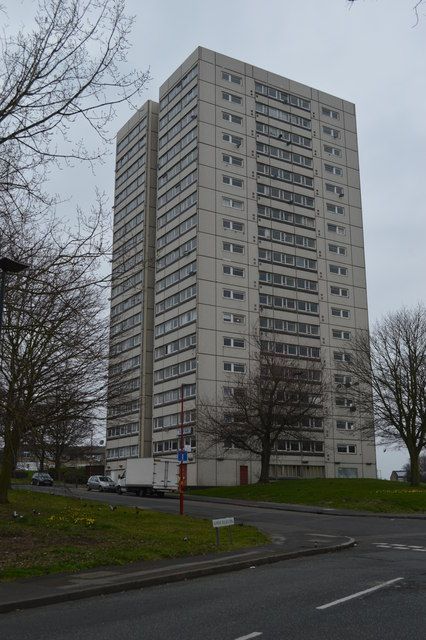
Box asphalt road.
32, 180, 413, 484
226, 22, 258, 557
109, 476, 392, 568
4, 486, 426, 639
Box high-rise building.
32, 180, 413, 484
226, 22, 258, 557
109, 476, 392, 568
107, 100, 158, 466
106, 47, 377, 485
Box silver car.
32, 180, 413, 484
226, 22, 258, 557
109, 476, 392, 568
86, 475, 116, 492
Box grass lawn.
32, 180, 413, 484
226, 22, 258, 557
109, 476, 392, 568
191, 479, 426, 514
0, 490, 268, 581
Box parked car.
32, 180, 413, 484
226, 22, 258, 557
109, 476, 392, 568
86, 475, 116, 492
31, 472, 54, 486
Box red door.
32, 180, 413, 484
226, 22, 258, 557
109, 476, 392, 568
239, 465, 248, 485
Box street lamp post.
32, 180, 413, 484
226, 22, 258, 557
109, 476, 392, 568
0, 257, 29, 342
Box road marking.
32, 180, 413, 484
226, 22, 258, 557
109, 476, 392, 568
373, 543, 426, 552
233, 633, 262, 640
316, 577, 404, 610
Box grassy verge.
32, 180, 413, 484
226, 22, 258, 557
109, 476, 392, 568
0, 490, 267, 581
191, 479, 426, 514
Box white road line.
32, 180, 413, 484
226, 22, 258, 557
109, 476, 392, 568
316, 577, 404, 610
233, 633, 262, 640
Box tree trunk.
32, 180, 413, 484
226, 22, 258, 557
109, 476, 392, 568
39, 450, 45, 472
409, 448, 421, 486
258, 445, 272, 484
0, 423, 20, 504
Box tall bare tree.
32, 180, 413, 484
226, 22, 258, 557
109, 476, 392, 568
345, 306, 426, 486
0, 0, 149, 211
0, 208, 113, 503
198, 334, 325, 484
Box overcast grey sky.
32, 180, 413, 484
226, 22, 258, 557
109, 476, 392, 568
4, 0, 426, 478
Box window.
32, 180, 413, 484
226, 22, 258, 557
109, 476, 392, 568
156, 284, 196, 315
324, 144, 342, 157
223, 288, 245, 301
222, 91, 242, 105
258, 248, 317, 271
258, 226, 316, 250
255, 81, 311, 111
256, 122, 312, 149
259, 270, 318, 293
224, 361, 246, 373
329, 264, 348, 276
328, 243, 347, 256
157, 214, 197, 249
335, 374, 352, 385
258, 204, 315, 230
325, 183, 344, 196
156, 237, 197, 271
154, 410, 195, 431
222, 111, 243, 125
331, 307, 350, 318
160, 65, 197, 109
330, 286, 349, 297
154, 333, 196, 360
223, 219, 244, 232
335, 397, 354, 408
333, 351, 352, 363
223, 337, 245, 348
338, 467, 358, 478
259, 293, 318, 315
222, 71, 242, 85
327, 223, 346, 235
322, 106, 340, 119
158, 108, 197, 149
256, 102, 311, 130
222, 132, 243, 147
158, 128, 197, 169
157, 170, 197, 208
324, 163, 343, 177
223, 154, 243, 167
223, 196, 244, 210
223, 312, 246, 324
337, 444, 357, 454
158, 149, 197, 189
156, 261, 196, 294
322, 125, 340, 139
327, 203, 345, 215
154, 358, 196, 384
223, 175, 243, 188
257, 162, 313, 189
336, 420, 354, 431
223, 264, 245, 277
262, 340, 320, 360
155, 309, 197, 337
257, 183, 315, 209
154, 384, 196, 407
157, 192, 197, 229
332, 329, 351, 340
260, 316, 320, 337
256, 141, 312, 168
223, 241, 244, 254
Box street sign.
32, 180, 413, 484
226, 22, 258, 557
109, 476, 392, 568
212, 517, 235, 528
177, 450, 188, 463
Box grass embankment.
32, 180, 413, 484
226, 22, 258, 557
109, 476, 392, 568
0, 490, 267, 581
191, 479, 426, 514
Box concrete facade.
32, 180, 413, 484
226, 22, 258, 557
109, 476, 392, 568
106, 48, 377, 485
